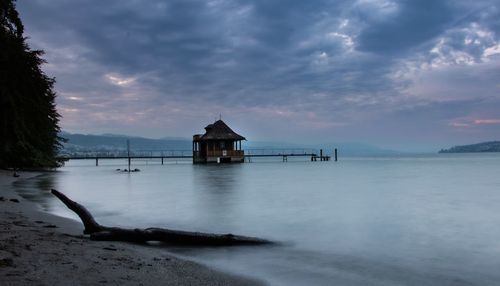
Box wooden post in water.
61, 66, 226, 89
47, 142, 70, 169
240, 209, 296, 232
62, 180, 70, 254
127, 139, 131, 172
334, 148, 338, 162
95, 157, 98, 166
161, 157, 164, 165
320, 149, 323, 161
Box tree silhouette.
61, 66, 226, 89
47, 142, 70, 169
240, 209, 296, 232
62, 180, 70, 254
0, 0, 63, 168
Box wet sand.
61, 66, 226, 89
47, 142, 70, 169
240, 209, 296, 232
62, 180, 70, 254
0, 170, 263, 286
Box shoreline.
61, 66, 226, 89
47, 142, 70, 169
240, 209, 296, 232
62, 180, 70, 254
0, 170, 263, 285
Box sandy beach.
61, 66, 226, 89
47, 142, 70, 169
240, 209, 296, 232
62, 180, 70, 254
0, 170, 263, 286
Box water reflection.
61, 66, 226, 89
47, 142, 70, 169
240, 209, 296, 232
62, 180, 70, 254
12, 172, 58, 211
193, 164, 242, 194
191, 164, 243, 230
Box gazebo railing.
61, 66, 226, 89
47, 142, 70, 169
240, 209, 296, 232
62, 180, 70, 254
205, 150, 244, 157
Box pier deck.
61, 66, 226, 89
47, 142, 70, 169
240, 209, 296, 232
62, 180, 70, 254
60, 149, 337, 165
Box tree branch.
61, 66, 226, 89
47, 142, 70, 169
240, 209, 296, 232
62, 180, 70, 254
51, 189, 272, 246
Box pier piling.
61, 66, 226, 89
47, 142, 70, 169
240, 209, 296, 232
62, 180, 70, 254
64, 148, 337, 164
127, 139, 131, 172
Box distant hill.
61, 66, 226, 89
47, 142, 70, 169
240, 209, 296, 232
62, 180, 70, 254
59, 132, 192, 154
60, 132, 400, 156
439, 141, 500, 153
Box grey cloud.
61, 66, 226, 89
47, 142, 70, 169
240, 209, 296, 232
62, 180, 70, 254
356, 0, 457, 55
15, 0, 500, 148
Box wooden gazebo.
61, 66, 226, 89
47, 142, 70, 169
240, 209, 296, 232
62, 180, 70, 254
193, 120, 245, 164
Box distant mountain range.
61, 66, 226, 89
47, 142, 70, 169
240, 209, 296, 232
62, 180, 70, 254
59, 131, 401, 156
59, 132, 192, 153
439, 141, 500, 153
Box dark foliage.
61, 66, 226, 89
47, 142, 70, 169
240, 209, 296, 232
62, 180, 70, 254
0, 0, 63, 168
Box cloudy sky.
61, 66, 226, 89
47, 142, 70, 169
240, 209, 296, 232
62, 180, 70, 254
17, 0, 500, 151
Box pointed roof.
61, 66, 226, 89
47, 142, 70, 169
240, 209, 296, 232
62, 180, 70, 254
198, 120, 246, 141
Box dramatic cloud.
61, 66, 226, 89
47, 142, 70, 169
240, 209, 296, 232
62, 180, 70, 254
17, 0, 500, 150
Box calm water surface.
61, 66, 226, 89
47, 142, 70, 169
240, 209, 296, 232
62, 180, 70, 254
14, 154, 500, 285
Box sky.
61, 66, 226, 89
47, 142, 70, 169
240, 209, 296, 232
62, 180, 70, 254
17, 0, 500, 151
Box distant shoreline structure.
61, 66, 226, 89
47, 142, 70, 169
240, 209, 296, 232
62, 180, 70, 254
439, 141, 500, 153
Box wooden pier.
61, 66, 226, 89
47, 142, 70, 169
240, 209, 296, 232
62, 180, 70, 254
60, 148, 338, 165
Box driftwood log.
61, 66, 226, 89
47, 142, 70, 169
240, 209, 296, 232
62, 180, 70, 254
51, 189, 272, 246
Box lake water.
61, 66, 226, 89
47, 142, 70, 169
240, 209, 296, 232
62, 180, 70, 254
14, 154, 500, 285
